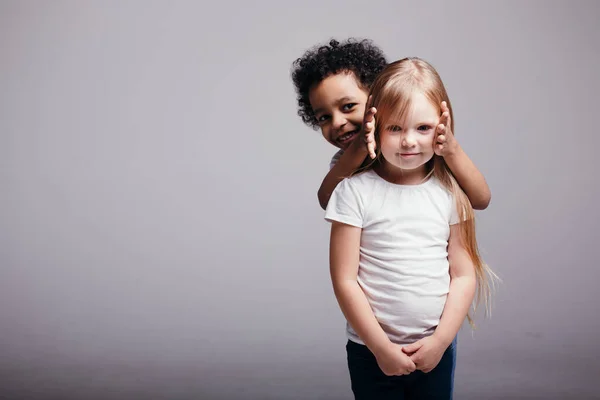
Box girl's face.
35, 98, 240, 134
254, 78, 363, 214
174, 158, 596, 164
379, 91, 439, 176
308, 72, 368, 150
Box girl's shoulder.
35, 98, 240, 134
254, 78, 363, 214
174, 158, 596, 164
334, 170, 381, 205
426, 176, 455, 202
428, 175, 449, 191
344, 169, 382, 189
345, 171, 449, 196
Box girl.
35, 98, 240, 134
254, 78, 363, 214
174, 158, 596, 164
324, 57, 497, 399
290, 38, 491, 211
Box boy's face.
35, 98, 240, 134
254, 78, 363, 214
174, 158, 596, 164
379, 91, 439, 172
308, 72, 369, 150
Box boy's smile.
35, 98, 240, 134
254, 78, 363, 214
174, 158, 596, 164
308, 72, 368, 150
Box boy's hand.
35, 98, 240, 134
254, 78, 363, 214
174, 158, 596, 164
374, 342, 417, 376
435, 101, 458, 157
401, 335, 447, 373
362, 95, 377, 159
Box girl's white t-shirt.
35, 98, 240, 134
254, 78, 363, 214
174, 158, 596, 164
325, 169, 459, 346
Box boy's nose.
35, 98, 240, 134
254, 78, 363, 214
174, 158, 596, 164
331, 113, 347, 129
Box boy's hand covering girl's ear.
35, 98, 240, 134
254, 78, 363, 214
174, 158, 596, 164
434, 101, 458, 157
362, 95, 377, 159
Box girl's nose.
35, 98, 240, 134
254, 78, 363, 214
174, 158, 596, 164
402, 133, 417, 148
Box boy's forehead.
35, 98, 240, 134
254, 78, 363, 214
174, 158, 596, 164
309, 73, 368, 109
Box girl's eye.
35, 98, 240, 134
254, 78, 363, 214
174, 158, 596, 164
387, 125, 402, 132
342, 103, 357, 112
418, 125, 433, 132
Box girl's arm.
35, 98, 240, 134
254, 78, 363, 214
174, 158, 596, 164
445, 146, 491, 210
329, 221, 391, 354
431, 223, 477, 346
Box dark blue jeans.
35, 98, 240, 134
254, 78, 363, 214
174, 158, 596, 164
346, 337, 457, 400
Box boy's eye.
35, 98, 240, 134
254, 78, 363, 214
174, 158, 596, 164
418, 125, 433, 132
342, 103, 357, 112
317, 115, 330, 124
386, 125, 402, 132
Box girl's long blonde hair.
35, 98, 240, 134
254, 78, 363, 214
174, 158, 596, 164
360, 57, 498, 326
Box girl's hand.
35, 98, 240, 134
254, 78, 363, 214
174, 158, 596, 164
401, 335, 447, 373
361, 95, 377, 159
435, 101, 458, 157
374, 342, 417, 376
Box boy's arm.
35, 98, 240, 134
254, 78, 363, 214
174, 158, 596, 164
431, 223, 477, 346
318, 104, 377, 210
329, 221, 391, 355
444, 146, 491, 210
436, 102, 491, 210
318, 139, 369, 210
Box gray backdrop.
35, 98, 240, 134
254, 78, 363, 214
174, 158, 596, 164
1, 1, 599, 399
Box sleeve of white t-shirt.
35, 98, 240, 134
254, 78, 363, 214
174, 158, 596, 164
449, 193, 471, 225
329, 149, 344, 170
324, 178, 364, 228
449, 194, 460, 225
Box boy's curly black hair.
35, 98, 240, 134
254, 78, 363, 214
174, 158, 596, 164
291, 38, 388, 128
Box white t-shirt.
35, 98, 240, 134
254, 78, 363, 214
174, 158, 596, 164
324, 169, 459, 346
329, 149, 344, 170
